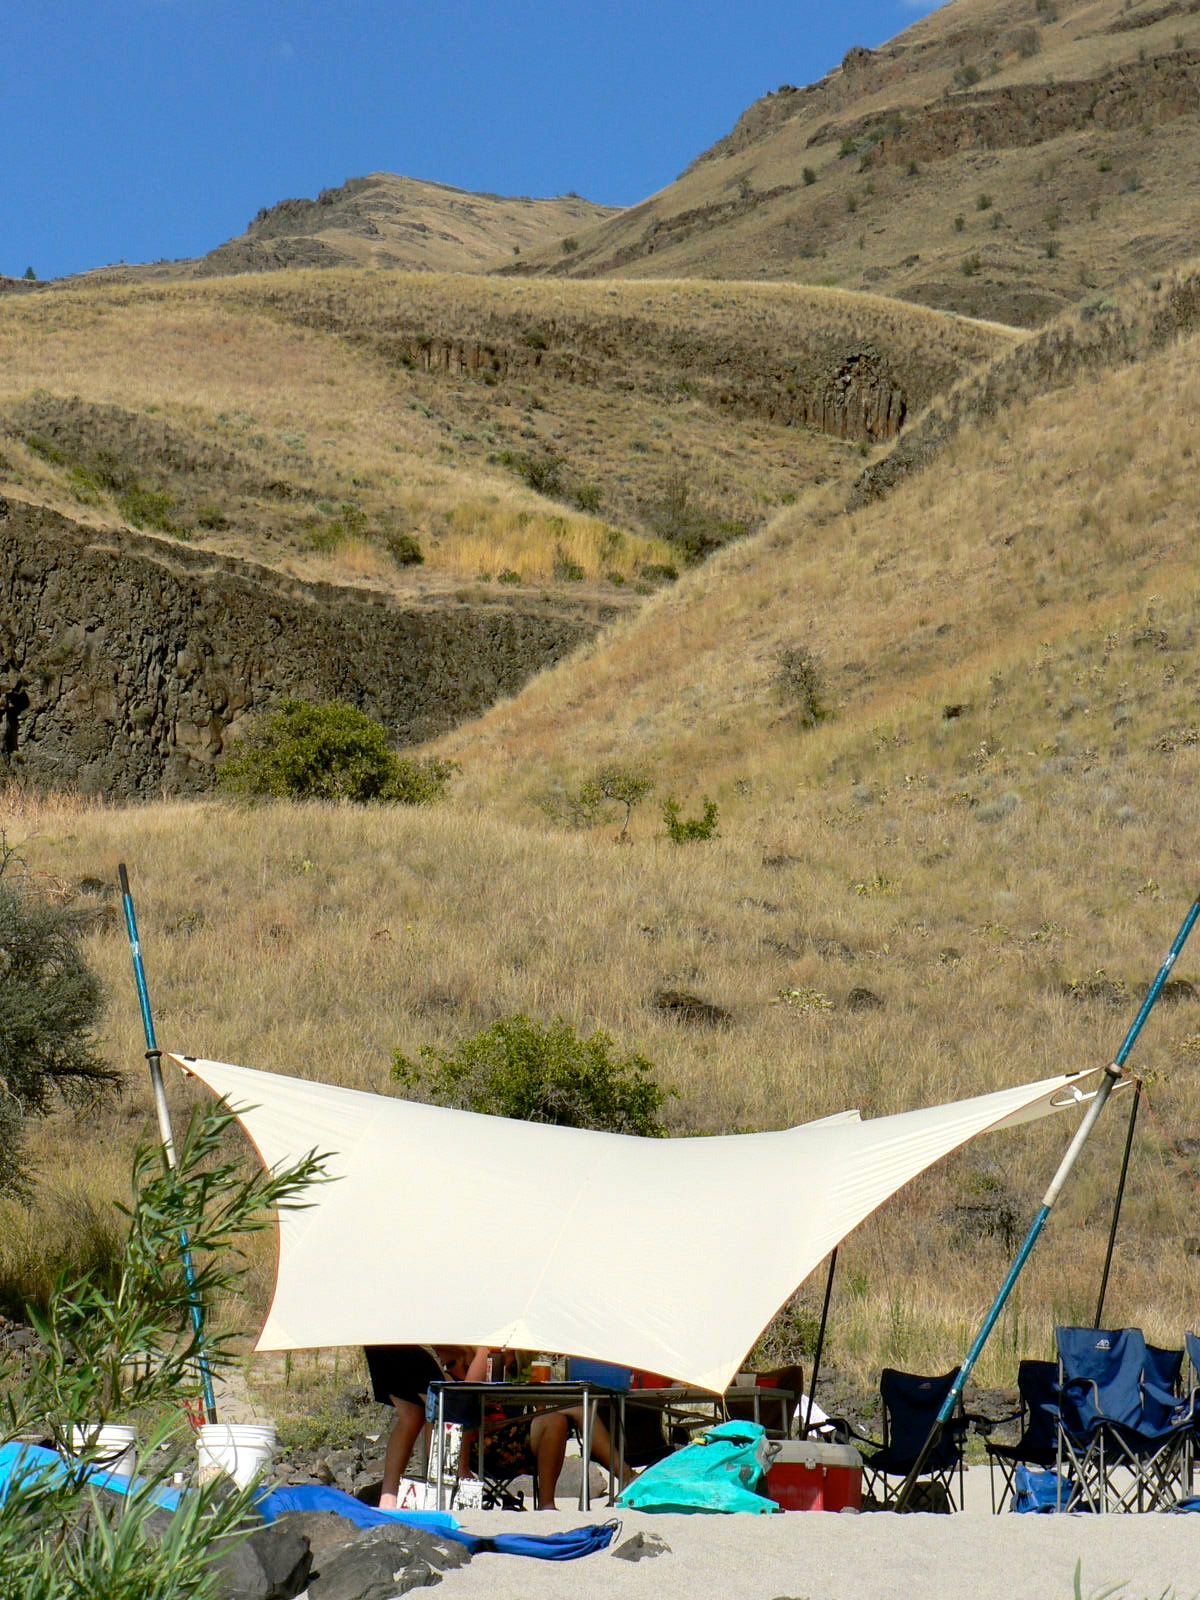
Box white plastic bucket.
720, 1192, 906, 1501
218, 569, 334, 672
196, 1423, 277, 1488
70, 1424, 138, 1480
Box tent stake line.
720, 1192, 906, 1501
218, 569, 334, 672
118, 862, 218, 1425
893, 892, 1200, 1512
1094, 1076, 1143, 1329
803, 1248, 837, 1439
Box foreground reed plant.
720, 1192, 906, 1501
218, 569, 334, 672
0, 1107, 324, 1600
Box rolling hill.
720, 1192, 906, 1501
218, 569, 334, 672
508, 0, 1200, 326
8, 264, 1200, 1384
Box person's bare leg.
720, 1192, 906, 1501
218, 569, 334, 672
379, 1396, 425, 1508
562, 1405, 630, 1486
529, 1412, 570, 1509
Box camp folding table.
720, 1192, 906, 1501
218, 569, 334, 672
428, 1379, 626, 1511
430, 1380, 800, 1510
626, 1383, 799, 1443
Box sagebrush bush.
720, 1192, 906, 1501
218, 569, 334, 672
776, 646, 828, 727
392, 1013, 672, 1135
216, 699, 455, 804
0, 845, 117, 1195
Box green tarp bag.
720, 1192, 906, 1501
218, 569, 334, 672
615, 1420, 779, 1514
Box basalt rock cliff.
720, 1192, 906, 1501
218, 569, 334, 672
0, 497, 607, 799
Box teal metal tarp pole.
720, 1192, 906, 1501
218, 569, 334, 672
118, 862, 218, 1423
894, 892, 1200, 1511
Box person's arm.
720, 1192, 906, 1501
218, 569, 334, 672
464, 1346, 491, 1383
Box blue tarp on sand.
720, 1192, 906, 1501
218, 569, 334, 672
0, 1443, 617, 1560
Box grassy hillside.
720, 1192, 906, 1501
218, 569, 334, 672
5, 263, 1200, 1388
79, 173, 620, 280
0, 270, 1011, 593
510, 0, 1200, 326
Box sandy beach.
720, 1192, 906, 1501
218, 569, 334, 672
442, 1468, 1200, 1600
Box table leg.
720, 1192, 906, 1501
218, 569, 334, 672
435, 1389, 445, 1513
581, 1389, 592, 1511
612, 1395, 624, 1503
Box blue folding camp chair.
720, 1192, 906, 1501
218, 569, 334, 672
983, 1358, 1060, 1513
857, 1369, 967, 1511
1056, 1326, 1192, 1512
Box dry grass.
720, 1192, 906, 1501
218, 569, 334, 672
0, 270, 1008, 598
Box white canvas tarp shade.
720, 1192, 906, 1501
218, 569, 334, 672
173, 1055, 1096, 1393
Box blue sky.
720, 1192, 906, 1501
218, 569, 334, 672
3, 1, 944, 280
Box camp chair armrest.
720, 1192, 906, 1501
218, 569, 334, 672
963, 1411, 1004, 1434
973, 1407, 1022, 1432
823, 1416, 878, 1448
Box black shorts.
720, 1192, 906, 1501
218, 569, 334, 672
364, 1344, 442, 1407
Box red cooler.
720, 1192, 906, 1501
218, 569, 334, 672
766, 1441, 862, 1512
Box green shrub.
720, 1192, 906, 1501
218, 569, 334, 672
553, 545, 585, 581
216, 699, 455, 804
393, 1014, 671, 1135
961, 252, 982, 277
0, 844, 116, 1196
645, 473, 747, 564
383, 529, 424, 566
976, 192, 992, 210
116, 486, 183, 536
775, 646, 829, 726
560, 235, 579, 255
499, 449, 565, 498
194, 500, 229, 530
802, 166, 817, 186
572, 482, 602, 513
661, 797, 720, 843
23, 433, 64, 465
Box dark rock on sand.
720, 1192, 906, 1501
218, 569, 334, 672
612, 1530, 671, 1561
308, 1523, 471, 1598
210, 1522, 311, 1600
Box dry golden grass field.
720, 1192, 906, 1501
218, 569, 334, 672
0, 269, 1010, 593
5, 259, 1200, 1399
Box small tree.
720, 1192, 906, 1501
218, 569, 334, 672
546, 764, 653, 837
22, 267, 36, 281
393, 1014, 672, 1136
216, 699, 454, 804
0, 841, 117, 1194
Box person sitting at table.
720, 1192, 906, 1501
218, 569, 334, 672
439, 1345, 627, 1509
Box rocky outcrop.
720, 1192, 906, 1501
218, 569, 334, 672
810, 346, 906, 441
267, 284, 947, 446
0, 498, 608, 799
812, 50, 1200, 165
